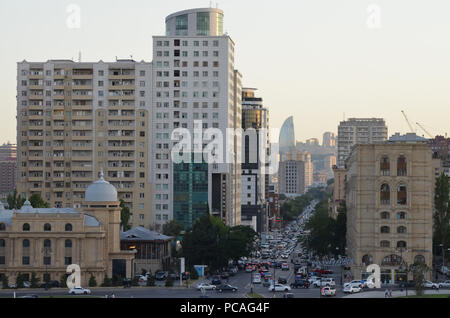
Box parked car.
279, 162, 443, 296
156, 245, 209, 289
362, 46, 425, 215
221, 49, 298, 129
343, 285, 361, 294
423, 280, 439, 289
155, 271, 168, 281
313, 278, 336, 288
69, 287, 91, 295
290, 279, 309, 289
220, 272, 230, 279
438, 280, 450, 288
19, 294, 39, 298
321, 286, 336, 297
278, 277, 287, 284
211, 276, 222, 285
346, 280, 364, 289
281, 263, 289, 271
196, 283, 217, 291
216, 284, 238, 293
269, 284, 291, 292
39, 280, 59, 288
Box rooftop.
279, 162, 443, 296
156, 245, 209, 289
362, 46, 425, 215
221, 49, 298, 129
120, 227, 173, 242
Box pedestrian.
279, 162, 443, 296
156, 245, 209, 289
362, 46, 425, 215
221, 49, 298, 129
389, 288, 392, 298
384, 289, 389, 298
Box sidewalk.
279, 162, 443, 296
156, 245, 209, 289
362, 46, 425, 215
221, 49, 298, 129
343, 289, 450, 298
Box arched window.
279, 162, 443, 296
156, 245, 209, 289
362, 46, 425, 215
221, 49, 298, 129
381, 212, 390, 219
0, 223, 5, 231
397, 212, 407, 220
43, 239, 51, 248
380, 184, 390, 205
23, 239, 30, 248
397, 156, 407, 176
64, 240, 72, 265
65, 223, 72, 232
22, 223, 30, 232
414, 255, 425, 264
397, 241, 407, 248
0, 239, 5, 247
65, 239, 72, 248
397, 185, 407, 205
381, 226, 390, 233
362, 254, 374, 266
44, 223, 51, 232
380, 156, 390, 176
381, 254, 404, 266
380, 241, 390, 248
397, 226, 407, 234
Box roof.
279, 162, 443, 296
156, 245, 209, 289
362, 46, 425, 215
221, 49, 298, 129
85, 172, 118, 202
388, 133, 428, 143
120, 227, 173, 242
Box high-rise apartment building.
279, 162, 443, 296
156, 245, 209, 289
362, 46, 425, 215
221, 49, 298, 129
151, 8, 242, 230
0, 143, 17, 196
241, 88, 269, 233
0, 143, 17, 161
16, 60, 152, 227
322, 132, 336, 148
337, 118, 388, 168
345, 133, 438, 283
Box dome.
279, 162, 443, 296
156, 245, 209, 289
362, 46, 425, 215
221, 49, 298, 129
85, 172, 118, 202
20, 200, 34, 213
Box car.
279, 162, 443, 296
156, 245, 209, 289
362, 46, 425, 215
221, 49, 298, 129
39, 280, 59, 289
245, 266, 254, 273
361, 279, 376, 289
252, 274, 262, 284
19, 294, 39, 298
217, 284, 238, 293
346, 280, 364, 289
343, 284, 361, 293
23, 281, 31, 288
269, 284, 291, 292
281, 263, 289, 271
155, 271, 168, 280
313, 278, 336, 288
290, 279, 309, 289
221, 272, 230, 279
321, 286, 336, 296
423, 280, 439, 289
211, 276, 222, 285
196, 283, 217, 291
278, 277, 287, 284
438, 280, 450, 288
69, 287, 91, 295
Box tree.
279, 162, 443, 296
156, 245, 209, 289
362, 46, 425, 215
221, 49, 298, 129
30, 272, 40, 288
412, 261, 430, 297
131, 275, 140, 286
163, 220, 183, 238
88, 274, 97, 287
165, 277, 174, 287
304, 198, 335, 256
15, 273, 25, 289
60, 274, 68, 288
29, 193, 50, 208
146, 275, 155, 287
1, 275, 9, 289
119, 199, 131, 231
189, 266, 199, 280
6, 189, 25, 210
434, 173, 450, 264
101, 275, 113, 287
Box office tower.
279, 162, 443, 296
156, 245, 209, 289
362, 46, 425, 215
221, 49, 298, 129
241, 87, 269, 233
337, 118, 388, 168
345, 133, 438, 283
16, 60, 152, 227
152, 8, 242, 230
0, 143, 17, 197
279, 151, 313, 197
279, 116, 295, 155
322, 132, 336, 147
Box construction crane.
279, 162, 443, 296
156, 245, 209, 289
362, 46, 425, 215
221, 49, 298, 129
401, 110, 416, 133
416, 122, 433, 138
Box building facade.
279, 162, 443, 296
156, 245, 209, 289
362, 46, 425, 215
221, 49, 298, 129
345, 133, 437, 283
0, 175, 135, 287
279, 116, 295, 156
0, 143, 17, 198
323, 132, 336, 148
337, 118, 388, 168
151, 8, 242, 230
16, 60, 153, 228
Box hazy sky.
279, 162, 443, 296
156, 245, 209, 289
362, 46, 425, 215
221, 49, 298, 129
1, 0, 450, 145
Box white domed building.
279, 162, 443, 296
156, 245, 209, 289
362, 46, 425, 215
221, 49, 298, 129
0, 174, 135, 287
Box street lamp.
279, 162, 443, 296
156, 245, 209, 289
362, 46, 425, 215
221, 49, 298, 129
41, 246, 52, 290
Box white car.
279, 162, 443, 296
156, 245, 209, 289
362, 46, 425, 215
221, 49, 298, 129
252, 274, 262, 284
423, 280, 439, 289
269, 284, 291, 292
321, 286, 336, 296
346, 280, 364, 289
308, 276, 321, 284
313, 278, 336, 288
69, 287, 91, 295
438, 280, 450, 288
343, 285, 361, 294
196, 283, 217, 291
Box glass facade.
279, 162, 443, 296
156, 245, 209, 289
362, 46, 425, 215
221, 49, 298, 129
279, 116, 296, 154
173, 156, 208, 231
175, 14, 188, 36
216, 13, 224, 35
197, 12, 210, 36
166, 20, 171, 36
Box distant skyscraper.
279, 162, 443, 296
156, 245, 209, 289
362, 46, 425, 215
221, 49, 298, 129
337, 118, 388, 168
322, 132, 336, 147
279, 116, 295, 155
279, 151, 313, 196
0, 143, 17, 196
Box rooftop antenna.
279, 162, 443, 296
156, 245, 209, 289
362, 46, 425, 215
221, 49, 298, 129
130, 54, 133, 60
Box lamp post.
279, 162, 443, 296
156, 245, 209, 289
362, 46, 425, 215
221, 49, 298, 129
41, 246, 52, 290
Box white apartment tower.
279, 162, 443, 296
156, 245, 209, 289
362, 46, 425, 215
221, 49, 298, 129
337, 118, 388, 168
151, 8, 242, 230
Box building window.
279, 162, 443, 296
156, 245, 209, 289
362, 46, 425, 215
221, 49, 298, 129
380, 184, 390, 205
65, 239, 72, 248
380, 226, 390, 234
414, 255, 425, 264
397, 156, 407, 176
397, 184, 407, 205
22, 256, 30, 265
0, 223, 5, 231
65, 223, 72, 231
44, 239, 51, 248
397, 241, 407, 248
380, 240, 390, 248
23, 223, 30, 232
23, 239, 30, 248
380, 212, 390, 219
397, 212, 407, 219
64, 257, 72, 265
44, 223, 51, 231
0, 239, 5, 247
380, 156, 390, 176
361, 254, 373, 266
43, 257, 51, 265
397, 226, 407, 234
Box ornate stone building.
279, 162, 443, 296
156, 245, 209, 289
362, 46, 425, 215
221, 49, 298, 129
0, 174, 135, 287
345, 133, 440, 283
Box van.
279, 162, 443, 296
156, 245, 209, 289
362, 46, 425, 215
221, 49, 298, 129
252, 274, 262, 284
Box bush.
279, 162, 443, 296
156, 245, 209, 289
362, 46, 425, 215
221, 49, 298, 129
165, 278, 174, 287
131, 276, 140, 287
30, 272, 40, 288
15, 273, 25, 289
101, 275, 113, 287
147, 275, 155, 287
88, 274, 97, 287
189, 267, 199, 280
60, 274, 68, 288
1, 275, 9, 289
